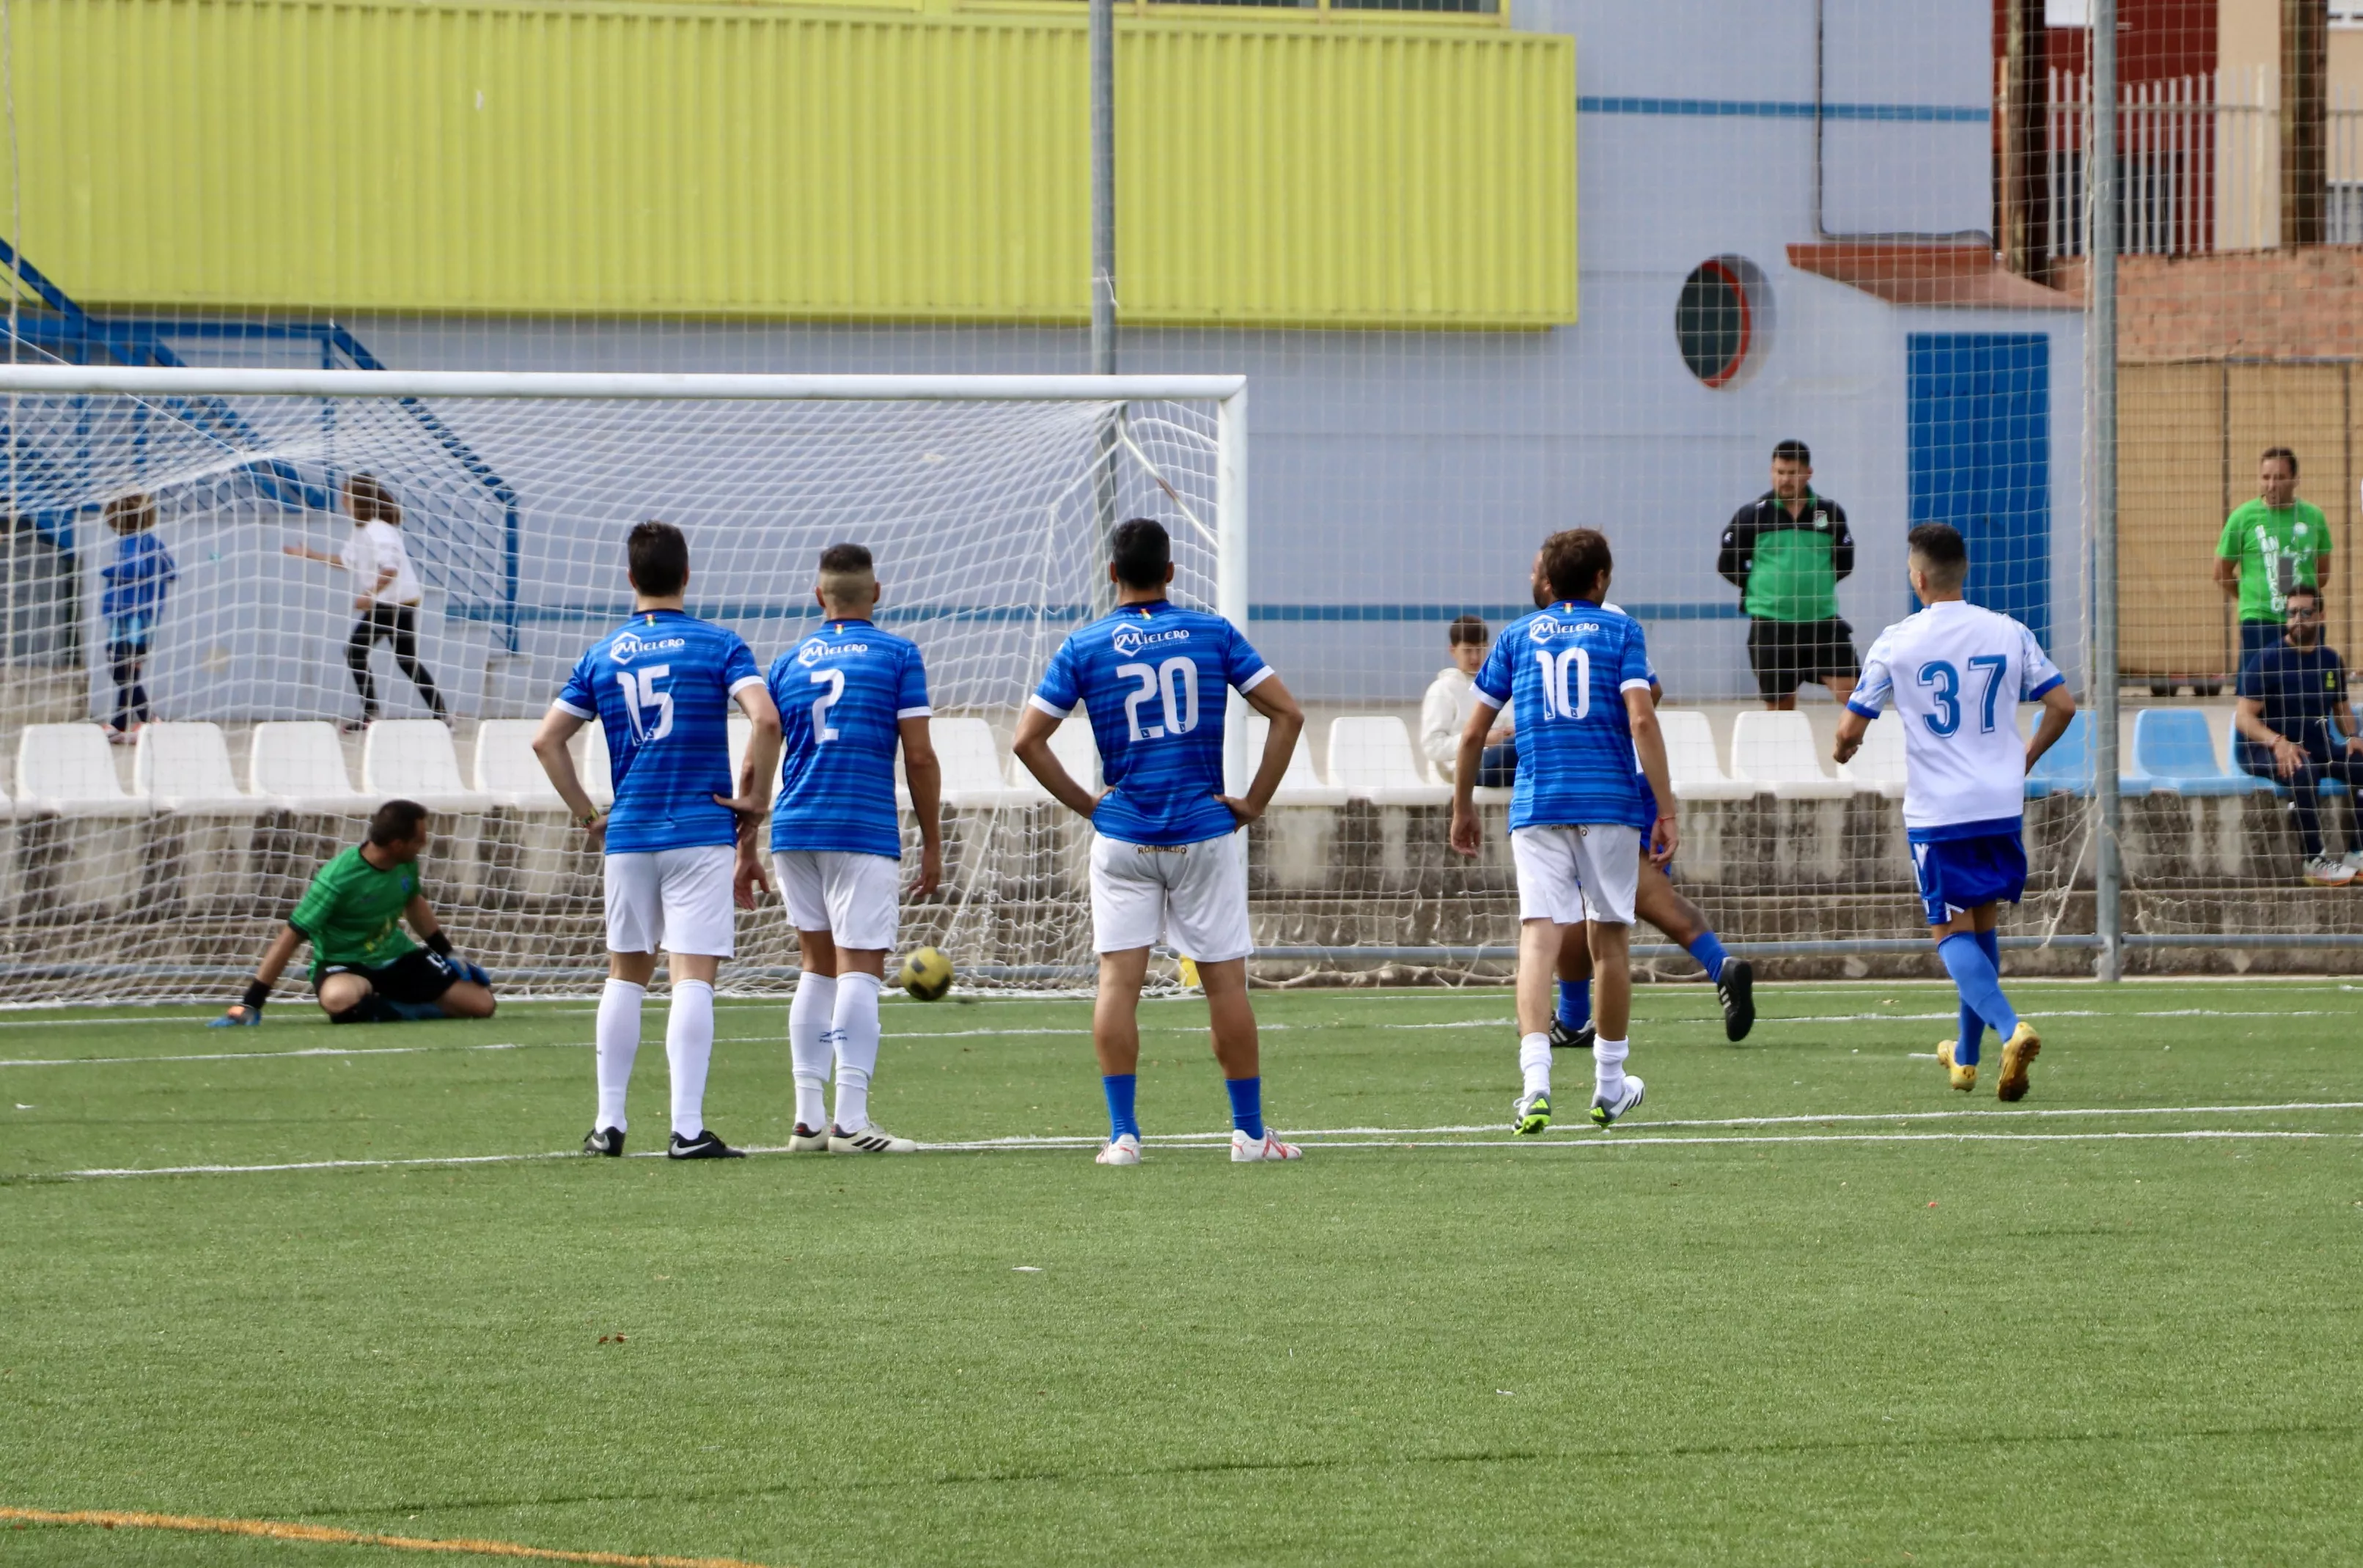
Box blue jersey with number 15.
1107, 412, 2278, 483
1030, 599, 1273, 847
767, 619, 930, 860
1474, 599, 1655, 833
554, 608, 763, 855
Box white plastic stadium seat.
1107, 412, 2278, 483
1656, 709, 1762, 801
1836, 712, 1909, 800
1009, 715, 1100, 799
727, 712, 781, 807
930, 715, 1027, 810
1326, 715, 1452, 807
364, 721, 490, 814
16, 724, 148, 817
578, 717, 615, 808
249, 721, 367, 812
1728, 711, 1855, 800
133, 723, 254, 811
471, 718, 563, 809
1249, 715, 1348, 807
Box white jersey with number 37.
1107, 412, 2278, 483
1848, 600, 2065, 835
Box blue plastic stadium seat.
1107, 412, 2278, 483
2128, 709, 2268, 797
2026, 711, 2101, 798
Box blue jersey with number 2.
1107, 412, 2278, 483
555, 609, 763, 855
1031, 600, 1273, 847
1473, 600, 1655, 833
767, 619, 930, 860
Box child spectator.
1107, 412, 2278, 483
100, 491, 176, 742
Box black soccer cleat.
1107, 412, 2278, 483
1549, 1017, 1597, 1053
583, 1126, 625, 1157
667, 1129, 746, 1160
1716, 957, 1756, 1042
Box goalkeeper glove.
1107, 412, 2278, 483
208, 978, 271, 1028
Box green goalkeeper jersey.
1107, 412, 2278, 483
288, 845, 421, 980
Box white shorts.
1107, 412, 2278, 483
1511, 824, 1641, 927
604, 845, 737, 958
1089, 831, 1252, 962
773, 849, 900, 952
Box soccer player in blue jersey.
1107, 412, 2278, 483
735, 543, 942, 1155
1449, 529, 1677, 1133
1834, 523, 2076, 1101
1012, 518, 1308, 1166
533, 521, 783, 1160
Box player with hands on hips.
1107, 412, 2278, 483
734, 542, 941, 1155
1449, 529, 1675, 1135
1011, 518, 1307, 1166
532, 520, 782, 1160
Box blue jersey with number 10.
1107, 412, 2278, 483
1030, 599, 1274, 847
767, 619, 930, 860
554, 608, 764, 855
1474, 599, 1655, 833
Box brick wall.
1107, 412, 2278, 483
2059, 247, 2363, 361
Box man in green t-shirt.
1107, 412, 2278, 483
210, 799, 496, 1026
2216, 446, 2333, 666
1718, 438, 1859, 710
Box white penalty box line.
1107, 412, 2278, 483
22, 1101, 2363, 1181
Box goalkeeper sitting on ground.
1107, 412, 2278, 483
211, 799, 496, 1026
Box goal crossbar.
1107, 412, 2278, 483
0, 365, 1246, 404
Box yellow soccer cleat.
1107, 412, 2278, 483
1936, 1039, 1977, 1092
1996, 1022, 2043, 1103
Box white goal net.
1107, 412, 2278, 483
0, 367, 1241, 1002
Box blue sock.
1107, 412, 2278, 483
1974, 927, 2002, 971
1225, 1075, 1265, 1141
1937, 932, 2018, 1040
1102, 1074, 1139, 1141
1685, 930, 1730, 984
1556, 979, 1592, 1031
1955, 927, 2001, 1066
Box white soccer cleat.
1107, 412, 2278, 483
1095, 1133, 1142, 1166
1589, 1075, 1646, 1127
1231, 1129, 1303, 1162
828, 1123, 916, 1155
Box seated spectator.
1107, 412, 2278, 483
1421, 614, 1515, 786
2232, 584, 2363, 886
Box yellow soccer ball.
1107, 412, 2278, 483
897, 946, 955, 1001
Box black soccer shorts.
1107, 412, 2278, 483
1746, 616, 1860, 700
315, 948, 460, 1004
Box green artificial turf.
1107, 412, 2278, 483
4, 980, 2362, 1566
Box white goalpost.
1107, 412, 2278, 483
0, 365, 1247, 1001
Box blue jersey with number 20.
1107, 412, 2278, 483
1473, 599, 1655, 833
555, 608, 764, 855
1031, 600, 1273, 847
767, 618, 930, 860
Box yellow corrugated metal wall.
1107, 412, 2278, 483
5, 0, 1574, 327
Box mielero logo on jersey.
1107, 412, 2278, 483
797, 638, 870, 667
1527, 616, 1601, 641
1111, 625, 1191, 657
611, 630, 688, 665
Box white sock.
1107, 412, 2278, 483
1518, 1031, 1552, 1099
666, 979, 716, 1141
595, 978, 645, 1132
788, 973, 838, 1130
1593, 1035, 1630, 1098
831, 972, 884, 1132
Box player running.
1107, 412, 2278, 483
1449, 529, 1676, 1133
1012, 518, 1307, 1166
1833, 523, 2076, 1101
210, 799, 496, 1026
534, 521, 782, 1160
1551, 599, 1752, 1052
735, 543, 942, 1156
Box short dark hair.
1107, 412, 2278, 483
368, 798, 430, 847
103, 491, 158, 536
2262, 446, 2298, 476
1772, 439, 1812, 466
1447, 614, 1489, 647
818, 542, 873, 576
628, 520, 689, 598
1110, 518, 1171, 590
2286, 582, 2323, 610
1908, 522, 1969, 589
1539, 529, 1612, 603
345, 472, 402, 527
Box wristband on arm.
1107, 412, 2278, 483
426, 930, 455, 959
240, 978, 272, 1012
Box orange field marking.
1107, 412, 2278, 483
0, 1506, 776, 1567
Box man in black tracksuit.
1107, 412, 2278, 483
1717, 438, 1858, 710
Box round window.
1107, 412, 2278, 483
1675, 257, 1768, 389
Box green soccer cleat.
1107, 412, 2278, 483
1512, 1091, 1552, 1135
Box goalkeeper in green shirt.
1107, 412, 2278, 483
210, 799, 497, 1026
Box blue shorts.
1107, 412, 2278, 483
1909, 830, 2027, 926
